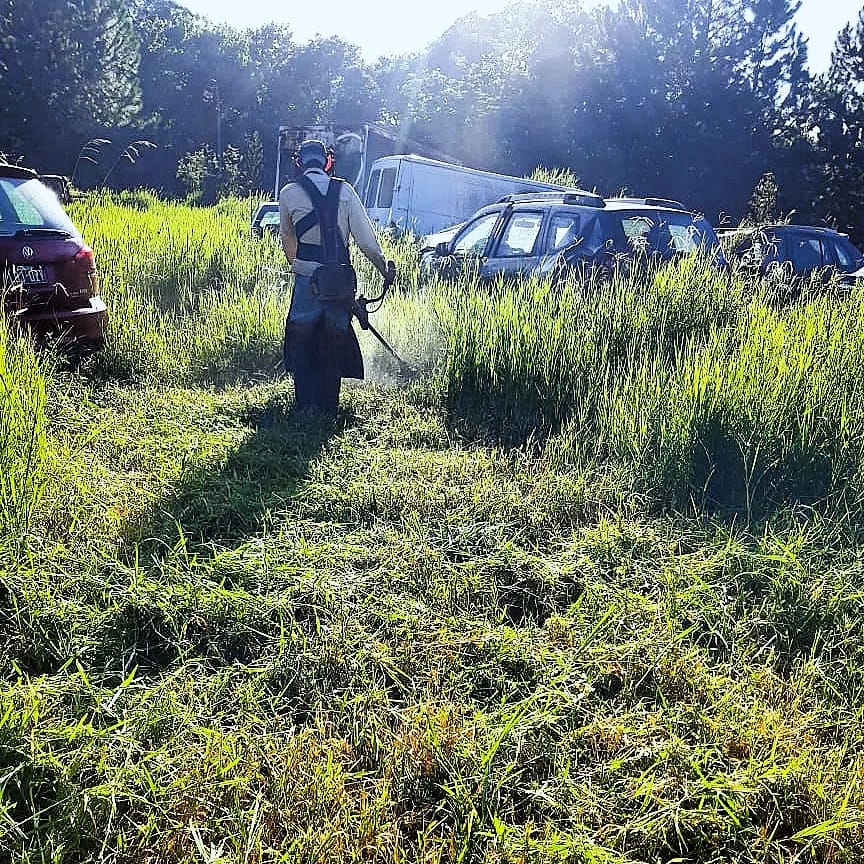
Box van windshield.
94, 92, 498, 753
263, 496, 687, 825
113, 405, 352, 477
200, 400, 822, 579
377, 168, 397, 208
365, 170, 381, 208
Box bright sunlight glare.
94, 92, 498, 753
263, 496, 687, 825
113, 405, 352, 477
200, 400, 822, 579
172, 0, 858, 71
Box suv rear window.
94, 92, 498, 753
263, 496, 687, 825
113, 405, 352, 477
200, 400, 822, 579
0, 177, 77, 235
613, 210, 710, 256
832, 236, 863, 270
548, 213, 582, 252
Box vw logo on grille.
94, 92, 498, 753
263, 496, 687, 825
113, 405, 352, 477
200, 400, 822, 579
21, 246, 35, 259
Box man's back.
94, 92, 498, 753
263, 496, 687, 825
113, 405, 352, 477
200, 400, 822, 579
279, 167, 386, 277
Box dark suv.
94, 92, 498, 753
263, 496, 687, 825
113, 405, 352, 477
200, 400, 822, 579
721, 224, 864, 283
421, 191, 725, 281
1, 164, 106, 345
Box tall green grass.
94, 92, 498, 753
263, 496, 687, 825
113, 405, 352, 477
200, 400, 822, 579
64, 191, 864, 517
68, 192, 422, 385
0, 321, 48, 538
4, 195, 864, 862
420, 259, 864, 516
70, 191, 288, 383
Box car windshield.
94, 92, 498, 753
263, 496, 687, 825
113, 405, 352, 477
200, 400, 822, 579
452, 213, 500, 256
605, 209, 714, 257
0, 177, 78, 236
423, 222, 465, 248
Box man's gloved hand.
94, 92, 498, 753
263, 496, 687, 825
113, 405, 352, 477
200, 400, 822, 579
385, 259, 397, 285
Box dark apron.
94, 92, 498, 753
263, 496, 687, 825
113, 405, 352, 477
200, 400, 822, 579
284, 273, 364, 380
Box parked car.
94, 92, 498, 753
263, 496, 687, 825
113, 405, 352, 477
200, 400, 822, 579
420, 191, 725, 281
38, 174, 72, 204
721, 224, 864, 283
251, 201, 280, 238
0, 164, 106, 346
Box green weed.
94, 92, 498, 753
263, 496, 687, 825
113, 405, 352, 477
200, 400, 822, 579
2, 195, 864, 862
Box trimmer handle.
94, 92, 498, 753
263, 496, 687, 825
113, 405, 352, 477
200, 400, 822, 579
353, 296, 370, 330
354, 261, 396, 330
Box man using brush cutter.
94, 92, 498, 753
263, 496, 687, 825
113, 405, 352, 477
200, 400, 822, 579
280, 139, 398, 415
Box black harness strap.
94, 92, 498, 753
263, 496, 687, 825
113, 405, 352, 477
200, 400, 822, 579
295, 174, 350, 265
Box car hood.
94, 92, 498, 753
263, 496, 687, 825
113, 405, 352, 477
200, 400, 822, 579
420, 222, 465, 251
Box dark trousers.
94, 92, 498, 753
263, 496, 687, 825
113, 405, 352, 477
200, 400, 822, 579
284, 317, 344, 415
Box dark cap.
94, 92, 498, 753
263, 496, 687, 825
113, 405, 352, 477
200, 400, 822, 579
297, 139, 328, 169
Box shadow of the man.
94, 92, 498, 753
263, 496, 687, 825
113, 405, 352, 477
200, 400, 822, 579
132, 396, 346, 558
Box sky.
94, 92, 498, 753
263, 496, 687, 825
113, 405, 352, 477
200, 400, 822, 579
178, 0, 861, 72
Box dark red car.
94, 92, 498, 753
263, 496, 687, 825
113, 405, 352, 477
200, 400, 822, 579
1, 164, 106, 346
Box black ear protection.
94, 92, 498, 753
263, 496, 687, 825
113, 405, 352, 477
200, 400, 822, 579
294, 146, 336, 175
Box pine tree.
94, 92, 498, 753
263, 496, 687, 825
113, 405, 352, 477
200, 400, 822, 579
746, 171, 780, 224
810, 10, 864, 242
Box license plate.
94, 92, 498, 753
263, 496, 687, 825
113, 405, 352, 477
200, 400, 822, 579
13, 265, 47, 284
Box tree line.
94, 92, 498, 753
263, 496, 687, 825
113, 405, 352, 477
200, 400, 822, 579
2, 0, 864, 237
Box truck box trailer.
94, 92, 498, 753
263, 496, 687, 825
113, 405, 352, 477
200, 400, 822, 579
363, 155, 571, 237
274, 123, 454, 199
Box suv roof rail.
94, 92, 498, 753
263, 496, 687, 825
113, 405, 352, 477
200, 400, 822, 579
732, 222, 846, 235
608, 196, 687, 210
496, 188, 606, 207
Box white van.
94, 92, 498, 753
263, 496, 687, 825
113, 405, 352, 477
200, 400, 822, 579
363, 155, 570, 237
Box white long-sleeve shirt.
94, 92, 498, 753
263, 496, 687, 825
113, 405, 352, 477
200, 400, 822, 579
279, 168, 388, 277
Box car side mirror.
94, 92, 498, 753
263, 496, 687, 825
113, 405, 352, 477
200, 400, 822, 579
435, 241, 450, 257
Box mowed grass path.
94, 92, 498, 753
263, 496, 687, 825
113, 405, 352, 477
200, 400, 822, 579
2, 194, 864, 862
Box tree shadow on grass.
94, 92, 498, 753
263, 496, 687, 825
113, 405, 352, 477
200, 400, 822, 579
132, 394, 346, 557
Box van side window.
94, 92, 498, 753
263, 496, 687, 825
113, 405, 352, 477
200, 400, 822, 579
377, 168, 397, 208
365, 170, 381, 208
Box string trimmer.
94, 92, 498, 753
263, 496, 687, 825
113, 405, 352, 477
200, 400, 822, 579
353, 269, 416, 377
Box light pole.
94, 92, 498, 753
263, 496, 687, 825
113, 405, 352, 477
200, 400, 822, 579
203, 79, 223, 173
